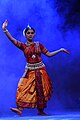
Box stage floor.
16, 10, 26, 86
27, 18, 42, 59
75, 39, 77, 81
0, 113, 80, 120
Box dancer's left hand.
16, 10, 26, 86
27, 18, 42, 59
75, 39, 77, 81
60, 48, 70, 54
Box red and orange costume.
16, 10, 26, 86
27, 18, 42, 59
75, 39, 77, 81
15, 41, 52, 109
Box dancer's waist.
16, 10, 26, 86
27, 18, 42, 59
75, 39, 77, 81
25, 61, 45, 70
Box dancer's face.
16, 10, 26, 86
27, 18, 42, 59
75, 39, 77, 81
25, 29, 35, 41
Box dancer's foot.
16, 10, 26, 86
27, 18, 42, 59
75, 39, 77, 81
37, 111, 49, 116
10, 107, 22, 115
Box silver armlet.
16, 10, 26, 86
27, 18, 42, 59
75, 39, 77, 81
3, 29, 8, 33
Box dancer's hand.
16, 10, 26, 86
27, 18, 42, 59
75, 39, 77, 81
60, 48, 70, 54
2, 20, 8, 30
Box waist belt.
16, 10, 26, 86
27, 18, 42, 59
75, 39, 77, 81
25, 61, 45, 70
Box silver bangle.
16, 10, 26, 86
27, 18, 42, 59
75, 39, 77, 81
3, 29, 8, 33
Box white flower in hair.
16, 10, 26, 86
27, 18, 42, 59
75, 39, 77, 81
23, 25, 31, 37
27, 24, 31, 29
23, 28, 26, 37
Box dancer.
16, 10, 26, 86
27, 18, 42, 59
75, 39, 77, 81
2, 20, 70, 116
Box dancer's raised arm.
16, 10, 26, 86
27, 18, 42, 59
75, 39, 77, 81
2, 20, 21, 47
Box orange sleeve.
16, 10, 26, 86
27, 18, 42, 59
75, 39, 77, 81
39, 42, 48, 54
16, 41, 26, 51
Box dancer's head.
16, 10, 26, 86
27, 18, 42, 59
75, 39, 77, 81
23, 25, 35, 41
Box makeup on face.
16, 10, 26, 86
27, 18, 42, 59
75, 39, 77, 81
27, 32, 34, 34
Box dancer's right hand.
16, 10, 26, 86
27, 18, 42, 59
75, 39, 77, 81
2, 20, 8, 30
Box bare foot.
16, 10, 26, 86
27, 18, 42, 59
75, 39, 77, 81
37, 111, 49, 116
10, 107, 22, 115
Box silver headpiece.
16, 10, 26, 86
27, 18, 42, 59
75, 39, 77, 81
23, 25, 31, 37
23, 28, 26, 37
27, 24, 31, 29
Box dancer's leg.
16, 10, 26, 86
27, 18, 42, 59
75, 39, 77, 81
37, 108, 48, 116
10, 106, 23, 115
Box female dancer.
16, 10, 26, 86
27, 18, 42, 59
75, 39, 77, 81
2, 20, 69, 115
